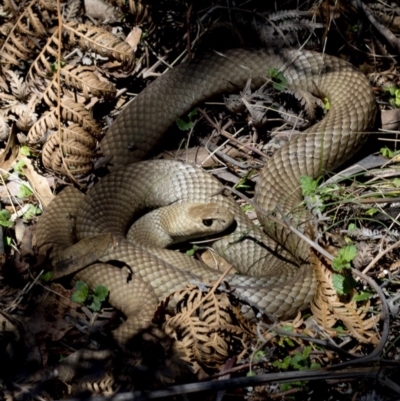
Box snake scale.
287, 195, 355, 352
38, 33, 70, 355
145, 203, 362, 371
36, 48, 377, 344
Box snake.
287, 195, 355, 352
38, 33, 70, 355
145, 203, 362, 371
35, 48, 377, 345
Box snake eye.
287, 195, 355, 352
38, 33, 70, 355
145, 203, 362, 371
202, 219, 214, 227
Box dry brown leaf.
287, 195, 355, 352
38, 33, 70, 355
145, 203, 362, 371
0, 124, 19, 172
19, 153, 54, 207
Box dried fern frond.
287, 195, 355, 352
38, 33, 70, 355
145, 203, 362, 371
5, 70, 30, 101
107, 0, 149, 23
62, 65, 116, 99
162, 284, 250, 372
38, 0, 57, 11
28, 98, 100, 143
42, 127, 95, 177
64, 0, 81, 20
0, 1, 51, 66
0, 116, 10, 141
27, 30, 60, 82
0, 21, 14, 36
63, 23, 135, 67
310, 249, 380, 344
14, 5, 47, 38
278, 89, 324, 129
0, 34, 35, 65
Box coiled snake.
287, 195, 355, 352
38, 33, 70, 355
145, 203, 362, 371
36, 48, 377, 344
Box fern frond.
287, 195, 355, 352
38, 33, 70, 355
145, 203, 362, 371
62, 65, 116, 99
63, 23, 135, 67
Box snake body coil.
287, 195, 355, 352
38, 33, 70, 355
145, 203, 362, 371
36, 48, 377, 344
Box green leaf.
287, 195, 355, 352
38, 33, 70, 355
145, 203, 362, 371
352, 291, 374, 302
310, 362, 321, 370
241, 204, 254, 213
23, 204, 41, 219
302, 346, 311, 359
364, 208, 378, 216
51, 60, 66, 72
272, 355, 291, 370
347, 223, 357, 231
93, 285, 109, 301
176, 108, 198, 131
395, 89, 400, 106
0, 209, 13, 227
300, 175, 319, 197
71, 280, 89, 304
20, 146, 31, 156
383, 86, 398, 96
17, 184, 33, 199
324, 97, 331, 110
380, 147, 394, 158
254, 350, 266, 361
332, 274, 346, 295
393, 178, 400, 188
13, 160, 26, 173
40, 271, 52, 282
88, 297, 102, 312
282, 381, 305, 390
332, 274, 354, 295
332, 245, 357, 271
186, 245, 199, 256
267, 68, 287, 91
246, 371, 256, 377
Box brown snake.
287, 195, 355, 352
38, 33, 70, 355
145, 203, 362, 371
36, 48, 377, 344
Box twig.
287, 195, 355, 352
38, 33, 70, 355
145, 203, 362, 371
349, 0, 400, 53
275, 205, 334, 261
200, 139, 250, 169
198, 108, 269, 159
182, 265, 233, 319
54, 366, 394, 401
362, 238, 400, 274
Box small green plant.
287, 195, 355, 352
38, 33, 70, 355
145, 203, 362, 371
0, 209, 13, 227
380, 146, 400, 158
272, 346, 320, 371
383, 86, 400, 107
40, 271, 52, 282
323, 96, 331, 110
186, 244, 200, 256
13, 160, 26, 174
20, 146, 31, 156
241, 204, 254, 213
17, 184, 33, 199
23, 204, 41, 219
267, 68, 287, 91
331, 245, 357, 295
176, 108, 198, 130
299, 175, 341, 217
71, 280, 109, 312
